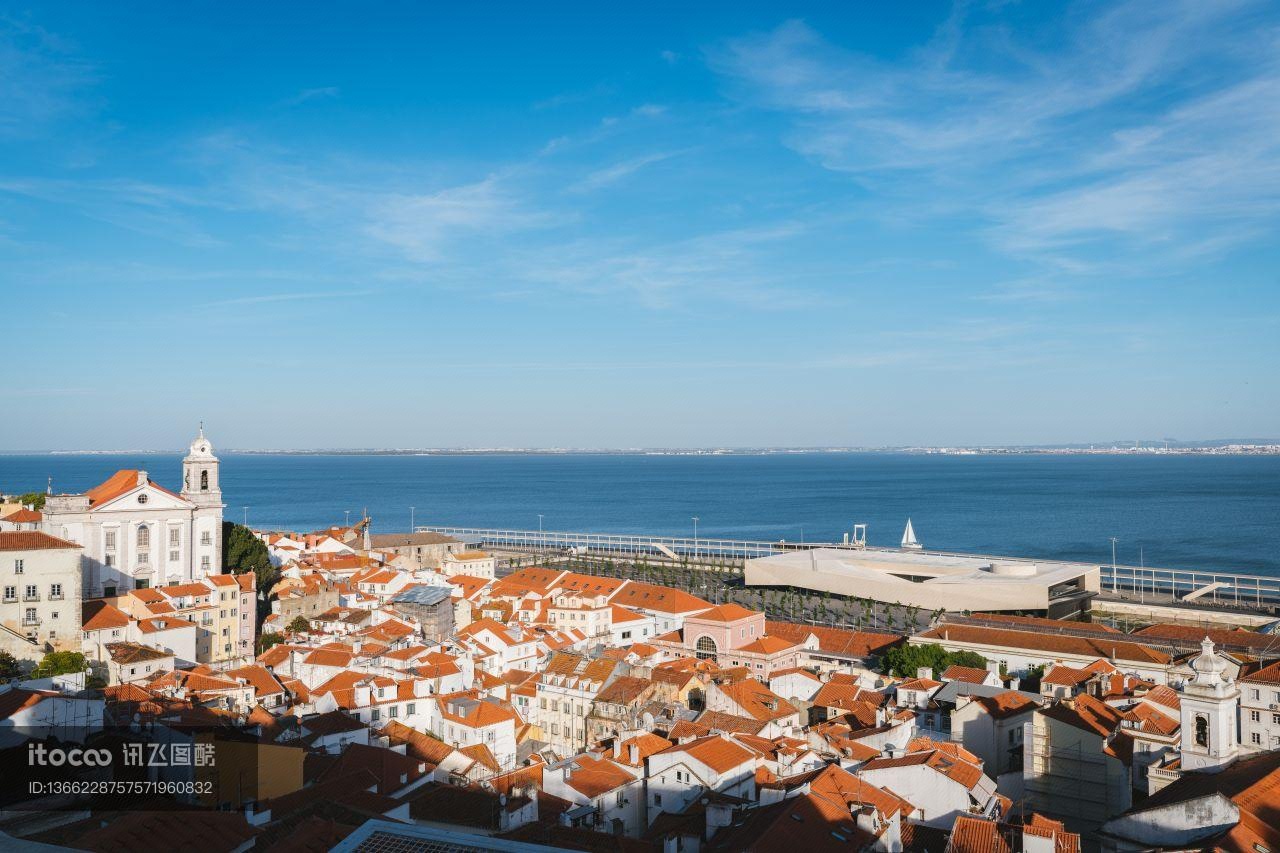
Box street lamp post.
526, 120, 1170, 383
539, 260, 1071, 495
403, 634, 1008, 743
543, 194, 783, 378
1110, 537, 1119, 594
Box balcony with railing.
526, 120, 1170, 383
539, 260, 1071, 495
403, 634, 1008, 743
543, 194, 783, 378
22, 591, 40, 602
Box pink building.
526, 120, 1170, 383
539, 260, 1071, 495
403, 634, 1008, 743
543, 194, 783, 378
651, 604, 803, 677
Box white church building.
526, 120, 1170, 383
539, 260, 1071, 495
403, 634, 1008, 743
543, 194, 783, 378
42, 427, 225, 597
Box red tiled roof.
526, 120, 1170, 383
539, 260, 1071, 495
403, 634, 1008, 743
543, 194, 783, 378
765, 621, 903, 658
0, 530, 81, 551
690, 603, 758, 623
948, 815, 1012, 853
82, 599, 131, 631
942, 664, 993, 684
917, 624, 1172, 665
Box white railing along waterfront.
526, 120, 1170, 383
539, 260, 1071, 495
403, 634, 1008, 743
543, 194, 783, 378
417, 525, 786, 561
418, 525, 1280, 613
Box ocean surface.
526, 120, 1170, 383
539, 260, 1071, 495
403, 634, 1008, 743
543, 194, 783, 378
1, 452, 1277, 576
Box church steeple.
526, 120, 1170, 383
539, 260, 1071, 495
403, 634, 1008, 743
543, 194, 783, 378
1179, 637, 1240, 773
181, 423, 222, 506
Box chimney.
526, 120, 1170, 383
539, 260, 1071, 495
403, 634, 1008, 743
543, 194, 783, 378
854, 805, 880, 836
563, 763, 573, 782
612, 739, 622, 759
883, 743, 901, 759
916, 667, 933, 681
414, 679, 431, 698
986, 661, 1000, 676
137, 471, 148, 487
629, 742, 640, 765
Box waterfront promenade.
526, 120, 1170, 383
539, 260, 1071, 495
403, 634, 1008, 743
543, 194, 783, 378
420, 524, 1280, 618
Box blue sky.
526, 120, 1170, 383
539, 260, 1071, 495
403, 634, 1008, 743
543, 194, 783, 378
1, 1, 1278, 450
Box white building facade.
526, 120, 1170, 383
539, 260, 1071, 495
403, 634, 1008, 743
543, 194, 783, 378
0, 531, 83, 660
42, 428, 225, 597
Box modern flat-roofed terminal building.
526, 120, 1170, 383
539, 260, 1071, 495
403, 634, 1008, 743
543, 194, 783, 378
743, 547, 1100, 618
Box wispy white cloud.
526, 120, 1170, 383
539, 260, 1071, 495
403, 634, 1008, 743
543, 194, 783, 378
198, 288, 380, 309
710, 2, 1280, 270
568, 150, 682, 193
0, 17, 95, 137
281, 86, 340, 107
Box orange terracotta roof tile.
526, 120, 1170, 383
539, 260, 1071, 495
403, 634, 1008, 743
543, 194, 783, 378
0, 530, 81, 551
690, 603, 758, 623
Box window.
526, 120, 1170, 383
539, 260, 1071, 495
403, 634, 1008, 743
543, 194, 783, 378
24, 584, 37, 599
23, 608, 37, 624
540, 698, 547, 709
201, 556, 211, 572
1195, 715, 1209, 748
169, 528, 180, 546
137, 493, 148, 504
653, 794, 662, 807
137, 526, 150, 548
200, 470, 209, 490
104, 554, 115, 567
407, 702, 416, 715
14, 559, 23, 573
2, 586, 13, 601
105, 531, 116, 549
616, 790, 625, 807
695, 635, 718, 661
370, 709, 380, 721
201, 532, 212, 546
1252, 689, 1261, 701
1252, 732, 1262, 744
50, 583, 62, 599
169, 551, 179, 562
1252, 710, 1261, 722
51, 612, 59, 620
1272, 713, 1280, 726
389, 705, 399, 718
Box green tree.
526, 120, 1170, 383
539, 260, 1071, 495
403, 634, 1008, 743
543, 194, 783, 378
258, 632, 286, 653
16, 492, 46, 510
287, 615, 311, 634
880, 643, 988, 678
0, 650, 22, 680
222, 522, 275, 591
31, 650, 88, 679
1021, 663, 1047, 692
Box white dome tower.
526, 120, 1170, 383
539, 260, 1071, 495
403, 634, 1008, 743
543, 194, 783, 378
1179, 637, 1240, 773
181, 422, 221, 506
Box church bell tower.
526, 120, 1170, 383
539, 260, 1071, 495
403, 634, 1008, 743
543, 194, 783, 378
1180, 637, 1240, 773
181, 423, 222, 508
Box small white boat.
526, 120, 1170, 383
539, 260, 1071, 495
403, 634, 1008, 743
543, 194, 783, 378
901, 518, 923, 550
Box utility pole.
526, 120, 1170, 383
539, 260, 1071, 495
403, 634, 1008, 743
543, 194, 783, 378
1110, 537, 1119, 595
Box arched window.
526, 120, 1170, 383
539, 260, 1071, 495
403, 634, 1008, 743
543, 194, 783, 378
695, 635, 718, 661
1195, 715, 1209, 748
137, 525, 150, 549
200, 470, 209, 491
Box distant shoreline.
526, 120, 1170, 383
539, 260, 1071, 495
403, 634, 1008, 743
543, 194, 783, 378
3, 444, 1279, 457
